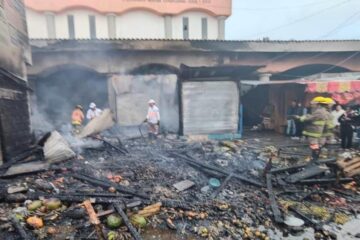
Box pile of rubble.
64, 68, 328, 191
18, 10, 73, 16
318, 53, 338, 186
0, 132, 359, 240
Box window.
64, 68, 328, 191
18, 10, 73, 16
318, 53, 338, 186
67, 15, 75, 39
201, 18, 208, 40
183, 17, 189, 39
45, 13, 56, 38
107, 14, 116, 38
89, 15, 96, 39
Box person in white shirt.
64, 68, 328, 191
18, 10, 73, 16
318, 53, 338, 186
331, 104, 345, 141
86, 102, 102, 121
331, 104, 345, 127
144, 99, 160, 137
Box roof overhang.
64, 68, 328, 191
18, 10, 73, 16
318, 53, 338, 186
180, 64, 264, 80
30, 39, 360, 53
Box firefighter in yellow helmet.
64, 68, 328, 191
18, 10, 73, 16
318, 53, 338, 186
295, 97, 330, 163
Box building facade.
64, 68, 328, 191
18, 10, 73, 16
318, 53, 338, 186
28, 39, 360, 136
0, 0, 32, 164
24, 0, 231, 40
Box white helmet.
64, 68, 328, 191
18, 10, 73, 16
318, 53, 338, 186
148, 99, 156, 104
89, 102, 96, 108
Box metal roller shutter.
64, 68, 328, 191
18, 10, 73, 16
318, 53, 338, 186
182, 81, 239, 135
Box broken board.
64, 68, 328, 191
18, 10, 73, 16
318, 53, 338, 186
3, 161, 49, 177
285, 164, 328, 183
173, 180, 195, 192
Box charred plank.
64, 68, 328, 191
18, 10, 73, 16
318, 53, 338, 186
285, 165, 329, 183
113, 203, 143, 240
72, 173, 149, 199
170, 152, 264, 187
10, 215, 35, 240
266, 173, 283, 224
298, 178, 353, 184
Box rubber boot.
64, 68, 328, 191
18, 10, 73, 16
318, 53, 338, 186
310, 149, 320, 165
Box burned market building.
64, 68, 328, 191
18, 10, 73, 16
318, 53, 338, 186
0, 0, 32, 164
27, 39, 360, 137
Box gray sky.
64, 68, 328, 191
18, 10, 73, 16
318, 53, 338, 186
226, 0, 360, 40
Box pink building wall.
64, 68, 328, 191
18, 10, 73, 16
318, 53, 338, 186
25, 0, 231, 16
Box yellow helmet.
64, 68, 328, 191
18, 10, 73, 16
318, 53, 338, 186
311, 96, 325, 104
323, 97, 335, 105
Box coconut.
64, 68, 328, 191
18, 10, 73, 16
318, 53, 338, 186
106, 214, 122, 229
130, 215, 147, 228
44, 198, 62, 210
27, 200, 43, 211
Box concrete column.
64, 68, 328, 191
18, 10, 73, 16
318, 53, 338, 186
164, 15, 172, 39
107, 74, 117, 121
217, 16, 226, 40
45, 12, 56, 39
107, 14, 117, 39
259, 73, 272, 82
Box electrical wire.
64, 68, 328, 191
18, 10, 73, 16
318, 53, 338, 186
275, 51, 360, 79
202, 0, 342, 11
320, 11, 360, 38
244, 0, 352, 39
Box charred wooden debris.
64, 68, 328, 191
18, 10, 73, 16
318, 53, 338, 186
0, 133, 359, 239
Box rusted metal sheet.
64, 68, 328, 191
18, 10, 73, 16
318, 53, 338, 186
0, 88, 23, 100
182, 81, 239, 135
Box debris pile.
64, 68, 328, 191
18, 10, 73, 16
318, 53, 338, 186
0, 133, 359, 239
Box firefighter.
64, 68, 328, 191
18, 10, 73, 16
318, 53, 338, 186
71, 105, 84, 135
322, 97, 336, 145
296, 97, 329, 163
143, 99, 160, 139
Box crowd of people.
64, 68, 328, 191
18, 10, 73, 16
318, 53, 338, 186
286, 98, 360, 151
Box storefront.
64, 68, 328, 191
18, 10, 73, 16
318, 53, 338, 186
241, 79, 360, 134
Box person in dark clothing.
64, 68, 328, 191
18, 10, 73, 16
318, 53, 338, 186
286, 100, 297, 136
339, 107, 354, 149
295, 102, 307, 138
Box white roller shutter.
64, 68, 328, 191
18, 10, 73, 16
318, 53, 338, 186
182, 81, 239, 135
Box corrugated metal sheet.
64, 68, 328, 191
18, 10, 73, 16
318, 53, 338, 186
30, 39, 360, 53
111, 74, 179, 132
182, 81, 239, 135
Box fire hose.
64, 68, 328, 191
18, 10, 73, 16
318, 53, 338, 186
138, 122, 146, 139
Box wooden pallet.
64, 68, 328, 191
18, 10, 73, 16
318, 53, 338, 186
337, 156, 360, 177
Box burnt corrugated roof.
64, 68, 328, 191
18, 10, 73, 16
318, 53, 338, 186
30, 38, 360, 52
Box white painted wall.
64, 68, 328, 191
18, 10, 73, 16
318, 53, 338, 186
172, 11, 218, 39
26, 9, 47, 39
116, 10, 164, 39
55, 13, 69, 39
26, 9, 219, 39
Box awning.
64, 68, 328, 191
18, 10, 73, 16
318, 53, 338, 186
241, 79, 360, 105
305, 80, 360, 105
305, 80, 360, 93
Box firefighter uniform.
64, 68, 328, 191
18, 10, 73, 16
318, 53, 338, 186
71, 105, 84, 135
322, 98, 336, 144
298, 97, 329, 162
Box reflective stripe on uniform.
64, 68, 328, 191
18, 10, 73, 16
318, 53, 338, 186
303, 130, 322, 138
322, 133, 334, 137
313, 120, 326, 126
72, 120, 81, 125
299, 116, 307, 122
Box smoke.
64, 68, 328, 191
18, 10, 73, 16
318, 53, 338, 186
30, 104, 55, 134
30, 100, 102, 154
